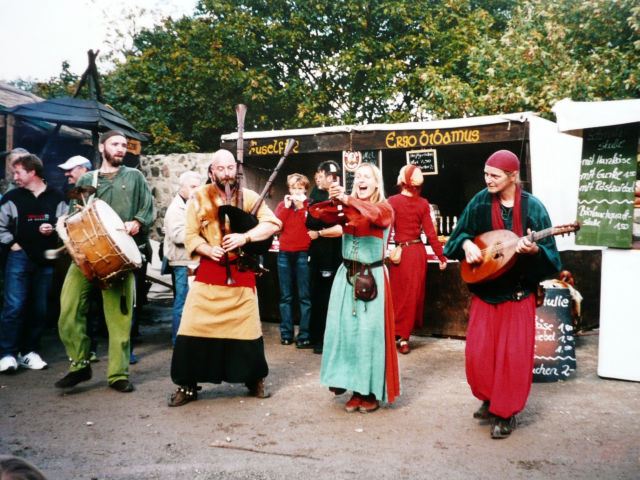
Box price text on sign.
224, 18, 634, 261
406, 149, 437, 175
576, 124, 638, 248
533, 288, 576, 383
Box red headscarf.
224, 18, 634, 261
486, 150, 523, 235
396, 164, 422, 195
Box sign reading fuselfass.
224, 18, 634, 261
576, 124, 638, 248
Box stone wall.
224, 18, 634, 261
139, 152, 282, 241
140, 152, 212, 240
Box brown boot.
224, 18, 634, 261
490, 415, 517, 439
473, 401, 491, 420
245, 379, 271, 398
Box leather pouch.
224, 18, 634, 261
346, 264, 377, 301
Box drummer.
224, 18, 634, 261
55, 130, 154, 393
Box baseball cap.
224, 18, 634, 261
58, 155, 92, 171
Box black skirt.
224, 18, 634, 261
171, 335, 268, 386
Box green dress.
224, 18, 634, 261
312, 198, 400, 403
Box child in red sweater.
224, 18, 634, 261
275, 174, 312, 348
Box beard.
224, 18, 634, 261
104, 150, 124, 167
214, 176, 237, 191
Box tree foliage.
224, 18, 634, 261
467, 0, 640, 118
22, 0, 640, 153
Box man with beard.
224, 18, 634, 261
55, 130, 154, 393
168, 149, 281, 407
444, 150, 561, 439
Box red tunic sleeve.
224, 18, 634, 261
309, 198, 393, 236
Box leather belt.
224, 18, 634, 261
343, 259, 385, 270
395, 239, 422, 248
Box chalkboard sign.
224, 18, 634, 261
576, 124, 638, 248
406, 149, 438, 175
344, 151, 379, 194
533, 288, 576, 383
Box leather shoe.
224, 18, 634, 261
473, 401, 491, 420
397, 339, 410, 355
491, 416, 517, 439
295, 339, 313, 349
344, 393, 361, 412
358, 394, 379, 413
280, 338, 293, 345
168, 385, 199, 407
55, 365, 92, 388
246, 378, 271, 398
109, 379, 135, 393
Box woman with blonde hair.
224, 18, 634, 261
309, 163, 400, 413
388, 164, 447, 354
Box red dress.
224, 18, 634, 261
387, 194, 446, 340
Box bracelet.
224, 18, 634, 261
244, 233, 251, 244
318, 230, 323, 237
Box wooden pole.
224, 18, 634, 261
5, 114, 15, 181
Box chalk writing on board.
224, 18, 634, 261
406, 149, 438, 175
533, 288, 576, 383
576, 124, 637, 248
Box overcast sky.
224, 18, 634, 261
0, 0, 198, 82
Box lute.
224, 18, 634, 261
460, 222, 580, 284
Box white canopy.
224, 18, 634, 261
221, 112, 534, 141
552, 98, 640, 133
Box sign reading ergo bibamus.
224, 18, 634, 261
224, 123, 527, 155
576, 124, 638, 248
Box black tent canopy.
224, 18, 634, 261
9, 97, 146, 141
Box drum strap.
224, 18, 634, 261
89, 171, 99, 203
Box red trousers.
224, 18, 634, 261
465, 295, 536, 419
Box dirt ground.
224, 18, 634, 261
1, 292, 639, 480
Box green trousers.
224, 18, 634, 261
58, 263, 134, 383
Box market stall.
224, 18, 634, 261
552, 98, 640, 382
221, 112, 598, 336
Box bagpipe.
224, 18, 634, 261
218, 104, 295, 283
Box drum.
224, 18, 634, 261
56, 199, 142, 285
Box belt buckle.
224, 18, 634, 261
512, 289, 525, 301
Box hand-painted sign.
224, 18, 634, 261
576, 124, 638, 248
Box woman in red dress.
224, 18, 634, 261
387, 165, 447, 354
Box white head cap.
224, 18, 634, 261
58, 155, 92, 171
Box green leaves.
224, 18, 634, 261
21, 0, 639, 153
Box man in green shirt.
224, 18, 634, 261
55, 130, 154, 393
444, 150, 561, 439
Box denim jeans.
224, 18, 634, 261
171, 266, 190, 344
277, 250, 311, 340
0, 249, 53, 357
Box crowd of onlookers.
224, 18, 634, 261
1, 142, 555, 443
0, 147, 439, 380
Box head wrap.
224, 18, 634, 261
99, 129, 126, 144
397, 164, 423, 186
487, 150, 523, 235
486, 150, 520, 172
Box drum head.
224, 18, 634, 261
93, 199, 142, 265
